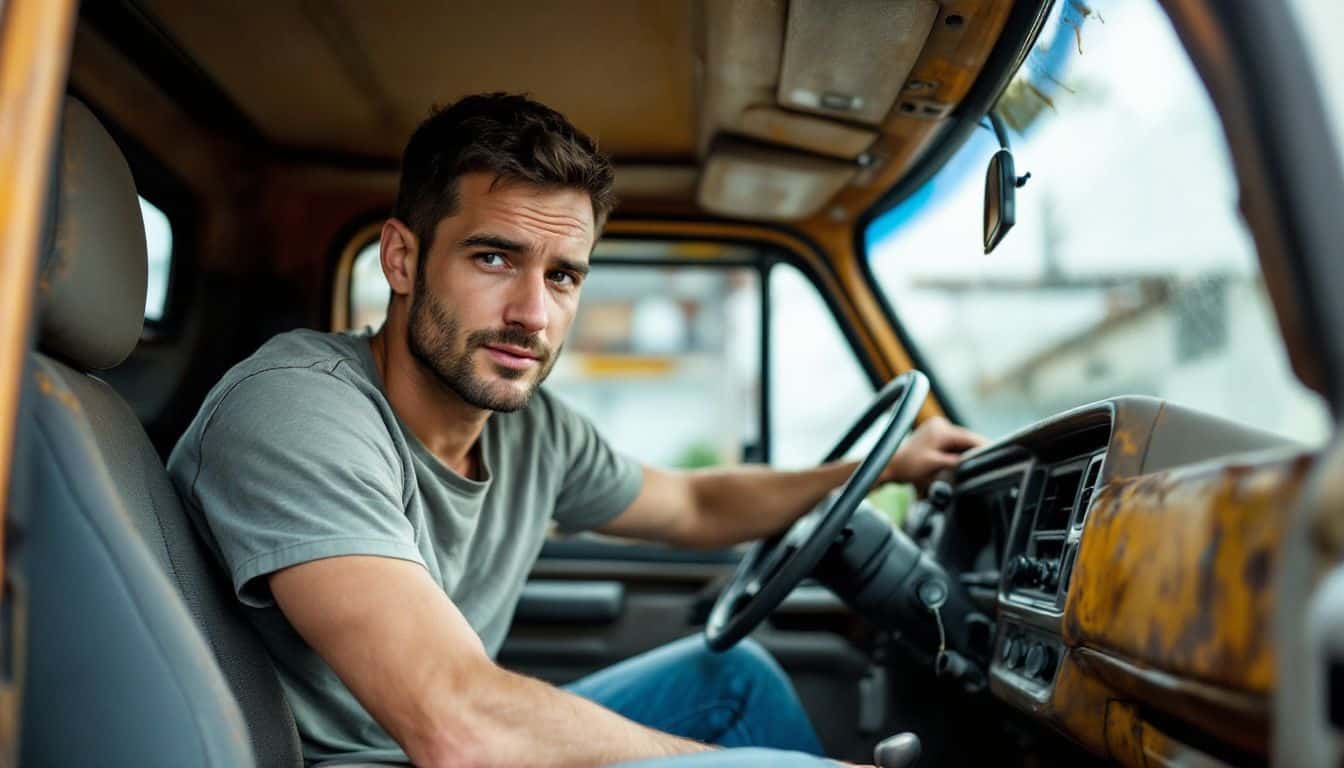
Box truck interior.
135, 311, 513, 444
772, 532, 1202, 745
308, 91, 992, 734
2, 0, 1343, 766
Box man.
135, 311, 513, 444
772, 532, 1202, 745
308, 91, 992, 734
169, 93, 984, 767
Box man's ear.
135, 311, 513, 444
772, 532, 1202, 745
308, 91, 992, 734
380, 218, 418, 297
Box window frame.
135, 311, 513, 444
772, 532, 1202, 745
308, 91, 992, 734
330, 225, 886, 465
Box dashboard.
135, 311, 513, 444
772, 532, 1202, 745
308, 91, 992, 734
923, 396, 1312, 764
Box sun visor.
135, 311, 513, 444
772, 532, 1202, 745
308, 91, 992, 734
777, 0, 938, 125
697, 140, 856, 220
738, 106, 877, 159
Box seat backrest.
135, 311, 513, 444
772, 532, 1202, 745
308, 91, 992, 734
16, 97, 302, 767
15, 355, 255, 767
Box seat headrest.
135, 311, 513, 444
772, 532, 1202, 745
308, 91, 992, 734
38, 98, 147, 372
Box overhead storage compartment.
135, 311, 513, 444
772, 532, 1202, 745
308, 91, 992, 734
697, 139, 855, 220
776, 0, 938, 125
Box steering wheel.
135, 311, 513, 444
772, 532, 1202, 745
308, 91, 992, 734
704, 370, 930, 652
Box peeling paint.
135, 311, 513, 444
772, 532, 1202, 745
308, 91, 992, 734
1064, 452, 1314, 694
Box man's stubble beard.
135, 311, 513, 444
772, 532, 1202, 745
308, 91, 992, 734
406, 268, 561, 412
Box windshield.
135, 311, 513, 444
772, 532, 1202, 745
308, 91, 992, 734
864, 0, 1331, 444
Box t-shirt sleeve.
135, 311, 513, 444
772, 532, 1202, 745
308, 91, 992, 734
187, 366, 423, 608
547, 393, 644, 534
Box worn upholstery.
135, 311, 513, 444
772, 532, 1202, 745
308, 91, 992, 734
17, 357, 255, 766
16, 97, 303, 767
40, 361, 304, 767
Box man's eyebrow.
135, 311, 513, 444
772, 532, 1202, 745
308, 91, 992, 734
554, 257, 591, 278
459, 233, 528, 253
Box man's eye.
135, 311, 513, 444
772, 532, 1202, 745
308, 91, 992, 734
547, 271, 577, 287
476, 253, 506, 268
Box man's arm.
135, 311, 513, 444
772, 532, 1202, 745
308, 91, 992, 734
599, 417, 985, 550
270, 556, 711, 768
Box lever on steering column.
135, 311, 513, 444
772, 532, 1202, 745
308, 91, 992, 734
874, 732, 922, 768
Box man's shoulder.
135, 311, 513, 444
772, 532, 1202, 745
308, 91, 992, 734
237, 328, 368, 377
177, 330, 383, 448
208, 330, 370, 398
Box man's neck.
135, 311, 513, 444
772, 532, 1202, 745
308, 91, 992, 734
368, 326, 489, 479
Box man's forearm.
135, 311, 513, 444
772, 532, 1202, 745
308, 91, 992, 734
678, 461, 859, 549
272, 556, 711, 768
454, 663, 712, 768
610, 417, 984, 555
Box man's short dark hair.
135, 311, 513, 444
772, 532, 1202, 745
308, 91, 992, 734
393, 92, 616, 255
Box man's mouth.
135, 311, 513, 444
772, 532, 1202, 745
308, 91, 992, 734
481, 344, 542, 370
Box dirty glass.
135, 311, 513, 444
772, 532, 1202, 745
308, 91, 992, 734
864, 0, 1331, 444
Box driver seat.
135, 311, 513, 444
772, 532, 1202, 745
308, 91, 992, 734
14, 97, 302, 766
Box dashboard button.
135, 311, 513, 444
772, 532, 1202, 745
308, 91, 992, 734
928, 481, 954, 512
1006, 638, 1025, 669
1024, 644, 1056, 680
917, 579, 948, 609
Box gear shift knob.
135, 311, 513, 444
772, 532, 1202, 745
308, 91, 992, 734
874, 732, 921, 768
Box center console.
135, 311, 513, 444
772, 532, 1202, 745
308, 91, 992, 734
934, 415, 1111, 707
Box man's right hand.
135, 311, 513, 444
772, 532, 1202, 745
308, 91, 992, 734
271, 555, 711, 767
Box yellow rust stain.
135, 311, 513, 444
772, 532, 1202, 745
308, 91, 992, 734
1064, 452, 1314, 693
1104, 700, 1212, 768
1047, 652, 1114, 756
1103, 700, 1146, 767
33, 369, 79, 413
1113, 428, 1139, 457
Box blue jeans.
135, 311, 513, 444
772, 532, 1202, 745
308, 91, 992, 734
564, 635, 834, 767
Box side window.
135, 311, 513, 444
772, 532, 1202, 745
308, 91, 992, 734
768, 262, 874, 469
139, 196, 173, 322
349, 242, 389, 331
548, 261, 761, 467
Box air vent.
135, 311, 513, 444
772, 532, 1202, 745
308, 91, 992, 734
1034, 466, 1083, 532
1074, 454, 1105, 527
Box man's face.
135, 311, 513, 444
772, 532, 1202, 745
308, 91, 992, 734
406, 173, 594, 412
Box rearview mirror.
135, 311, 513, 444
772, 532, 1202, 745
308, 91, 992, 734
983, 149, 1017, 254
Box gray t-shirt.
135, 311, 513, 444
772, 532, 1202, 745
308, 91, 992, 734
167, 329, 642, 765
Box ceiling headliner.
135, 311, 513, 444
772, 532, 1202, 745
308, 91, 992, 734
139, 0, 699, 162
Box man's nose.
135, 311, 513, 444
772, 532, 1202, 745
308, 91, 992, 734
502, 271, 549, 333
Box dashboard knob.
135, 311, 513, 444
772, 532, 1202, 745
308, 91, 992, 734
928, 481, 954, 511
1024, 644, 1056, 679
1042, 560, 1060, 590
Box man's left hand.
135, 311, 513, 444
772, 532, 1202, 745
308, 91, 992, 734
879, 416, 987, 493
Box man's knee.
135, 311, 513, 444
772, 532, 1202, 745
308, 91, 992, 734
708, 638, 790, 689
721, 638, 778, 672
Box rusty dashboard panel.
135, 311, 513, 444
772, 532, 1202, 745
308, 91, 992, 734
968, 397, 1309, 763
1064, 451, 1313, 693
1057, 449, 1313, 756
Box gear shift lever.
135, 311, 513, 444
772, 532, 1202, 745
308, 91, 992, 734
873, 732, 921, 768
